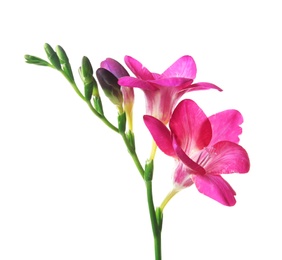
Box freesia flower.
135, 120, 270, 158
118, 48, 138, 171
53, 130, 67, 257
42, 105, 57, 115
119, 55, 222, 124
101, 58, 134, 130
144, 99, 250, 206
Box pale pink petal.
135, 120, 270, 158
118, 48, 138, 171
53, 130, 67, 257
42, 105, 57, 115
173, 162, 194, 188
169, 99, 212, 153
100, 58, 129, 78
208, 110, 243, 145
118, 76, 158, 91
143, 115, 175, 156
124, 56, 155, 80
189, 82, 223, 92
161, 56, 197, 79
194, 174, 237, 206
204, 141, 250, 175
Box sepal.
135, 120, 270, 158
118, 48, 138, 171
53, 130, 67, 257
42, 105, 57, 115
118, 112, 126, 133
144, 159, 154, 181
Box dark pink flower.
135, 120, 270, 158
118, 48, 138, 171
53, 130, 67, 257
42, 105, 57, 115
144, 99, 250, 206
119, 55, 222, 124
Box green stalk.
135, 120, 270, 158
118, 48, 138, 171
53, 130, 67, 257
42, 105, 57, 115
146, 180, 162, 260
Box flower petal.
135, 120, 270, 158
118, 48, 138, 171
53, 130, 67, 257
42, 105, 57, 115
208, 110, 243, 145
194, 174, 237, 206
189, 82, 223, 92
148, 77, 193, 88
143, 115, 175, 156
169, 99, 212, 153
118, 76, 158, 90
172, 136, 205, 175
100, 58, 129, 78
204, 141, 250, 175
124, 56, 155, 80
173, 162, 194, 188
161, 55, 197, 79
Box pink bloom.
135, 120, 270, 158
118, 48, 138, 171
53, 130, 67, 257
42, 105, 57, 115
119, 55, 222, 124
144, 99, 250, 206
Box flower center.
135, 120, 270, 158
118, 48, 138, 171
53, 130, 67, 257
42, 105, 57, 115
196, 147, 215, 168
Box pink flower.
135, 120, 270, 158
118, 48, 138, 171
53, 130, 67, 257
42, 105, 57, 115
144, 99, 250, 206
101, 58, 134, 130
118, 55, 222, 124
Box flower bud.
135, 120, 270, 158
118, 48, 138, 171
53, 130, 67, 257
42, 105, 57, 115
96, 68, 123, 108
44, 43, 61, 70
81, 56, 93, 79
56, 45, 74, 81
101, 58, 134, 130
79, 56, 99, 102
24, 55, 50, 66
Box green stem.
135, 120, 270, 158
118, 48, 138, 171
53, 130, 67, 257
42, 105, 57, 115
120, 132, 144, 178
146, 180, 162, 260
86, 101, 119, 133
60, 70, 119, 133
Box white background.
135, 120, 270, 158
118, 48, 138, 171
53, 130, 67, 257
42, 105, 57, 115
1, 0, 281, 259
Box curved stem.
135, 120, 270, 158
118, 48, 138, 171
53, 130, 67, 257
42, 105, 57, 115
86, 101, 119, 133
62, 71, 119, 133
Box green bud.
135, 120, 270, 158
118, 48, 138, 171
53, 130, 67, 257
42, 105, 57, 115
79, 56, 100, 101
56, 45, 74, 81
144, 159, 154, 181
81, 56, 93, 79
96, 68, 123, 106
44, 43, 61, 70
84, 81, 95, 101
24, 55, 51, 66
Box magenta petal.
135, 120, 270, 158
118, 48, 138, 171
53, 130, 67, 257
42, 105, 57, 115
209, 110, 243, 145
170, 99, 212, 152
189, 82, 223, 92
124, 56, 155, 80
118, 76, 158, 90
172, 137, 205, 175
148, 77, 193, 88
100, 58, 129, 78
194, 174, 237, 206
205, 141, 250, 175
161, 56, 197, 80
143, 115, 175, 156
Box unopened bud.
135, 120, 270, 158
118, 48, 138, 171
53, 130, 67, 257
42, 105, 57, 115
24, 55, 50, 66
56, 45, 74, 81
81, 56, 93, 79
44, 43, 61, 70
96, 68, 123, 107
